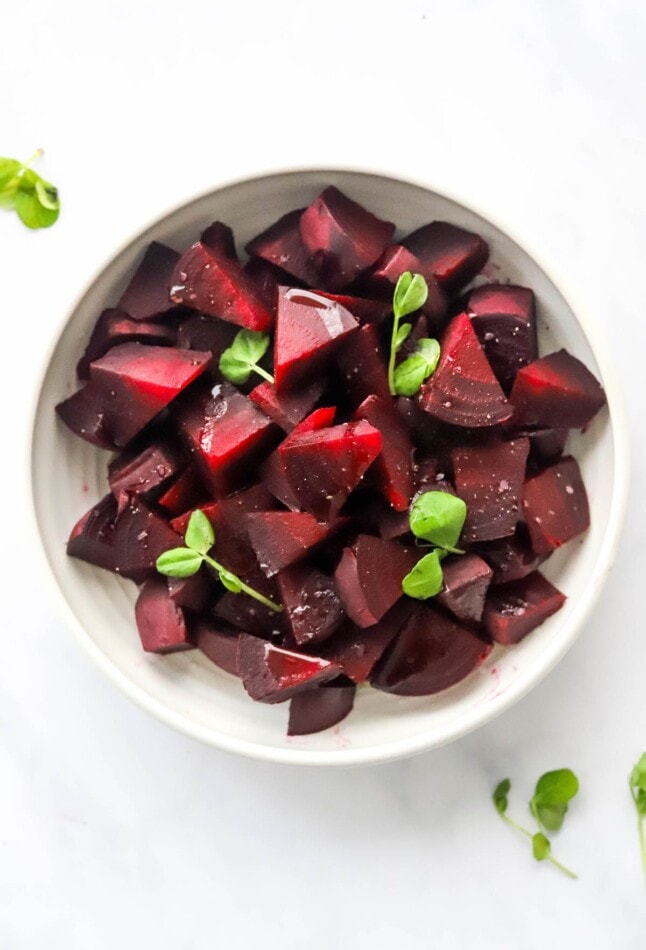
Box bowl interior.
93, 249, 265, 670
31, 169, 621, 765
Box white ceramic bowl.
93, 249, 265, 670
30, 168, 630, 766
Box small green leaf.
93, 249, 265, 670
409, 491, 467, 551
393, 337, 441, 396
393, 272, 428, 319
156, 548, 204, 578
184, 509, 215, 555
219, 349, 252, 384
0, 158, 22, 209
219, 328, 272, 384
533, 802, 568, 832
493, 779, 511, 815
635, 789, 646, 817
401, 550, 444, 599
630, 753, 646, 792
14, 188, 59, 229
35, 178, 60, 211
0, 158, 22, 184
416, 337, 441, 370
532, 832, 551, 862
534, 769, 580, 806
394, 322, 412, 351
219, 569, 242, 593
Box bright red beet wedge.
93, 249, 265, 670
510, 349, 606, 429
238, 635, 341, 703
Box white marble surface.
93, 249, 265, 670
2, 0, 645, 945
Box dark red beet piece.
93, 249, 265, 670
334, 535, 417, 628
245, 208, 320, 286
396, 397, 441, 453
89, 343, 211, 447
359, 244, 448, 326
280, 420, 382, 520
436, 554, 493, 624
176, 313, 237, 356
76, 309, 177, 379
169, 500, 219, 536
108, 441, 185, 511
195, 619, 241, 676
314, 291, 392, 325
238, 634, 340, 703
56, 382, 114, 449
170, 243, 273, 331
287, 683, 356, 736
402, 221, 489, 293
467, 284, 537, 393
510, 349, 606, 429
200, 221, 237, 260
261, 407, 337, 510
274, 287, 358, 392
483, 571, 566, 645
277, 565, 345, 646
353, 395, 414, 511
337, 323, 391, 405
528, 428, 568, 464
418, 313, 511, 427
157, 467, 208, 516
377, 507, 411, 540
214, 564, 285, 637
249, 378, 324, 432
212, 485, 279, 576
246, 511, 334, 576
299, 186, 395, 291
135, 577, 192, 654
117, 241, 180, 321
475, 525, 544, 584
167, 571, 211, 613
242, 257, 286, 314
371, 604, 492, 696
179, 383, 279, 497
67, 494, 181, 584
452, 438, 529, 542
522, 456, 590, 555
321, 601, 414, 683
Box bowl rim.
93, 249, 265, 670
28, 164, 631, 767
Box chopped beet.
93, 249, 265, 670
337, 323, 391, 405
359, 244, 448, 325
89, 343, 211, 447
467, 284, 537, 393
76, 309, 177, 379
522, 456, 590, 555
249, 378, 324, 432
238, 634, 340, 703
483, 571, 566, 645
528, 428, 568, 464
418, 313, 511, 427
334, 535, 417, 628
214, 565, 285, 637
108, 441, 185, 511
200, 221, 237, 260
246, 511, 333, 576
170, 243, 273, 331
377, 507, 411, 540
452, 438, 529, 542
402, 221, 489, 293
117, 241, 180, 321
135, 577, 192, 654
56, 382, 114, 449
261, 406, 338, 510
167, 571, 211, 613
280, 420, 382, 520
291, 406, 337, 434
195, 619, 241, 676
169, 500, 219, 537
396, 397, 441, 452
287, 683, 356, 735
436, 554, 493, 623
353, 394, 414, 511
274, 287, 358, 392
277, 565, 345, 646
314, 291, 392, 324
475, 525, 544, 584
371, 604, 492, 696
157, 467, 208, 516
67, 493, 181, 584
245, 208, 320, 286
176, 312, 237, 356
510, 349, 606, 429
179, 383, 279, 497
242, 257, 286, 313
321, 601, 414, 682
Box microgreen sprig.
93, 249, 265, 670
219, 329, 273, 385
156, 509, 282, 612
629, 753, 646, 875
0, 150, 60, 229
401, 491, 467, 600
388, 272, 440, 396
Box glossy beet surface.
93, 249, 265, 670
249, 379, 324, 431
436, 554, 493, 623
246, 511, 333, 576
245, 208, 320, 286
76, 309, 177, 380
353, 395, 414, 511
135, 577, 192, 654
510, 349, 606, 429
402, 221, 489, 292
117, 241, 180, 321
334, 535, 417, 628
108, 441, 185, 511
277, 565, 345, 646
238, 635, 340, 703
196, 620, 241, 676
467, 284, 537, 393
321, 601, 414, 683
452, 438, 530, 542
522, 457, 590, 555
483, 572, 566, 645
287, 683, 356, 736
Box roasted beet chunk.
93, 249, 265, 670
467, 284, 537, 393
170, 242, 273, 331
371, 604, 492, 696
277, 565, 345, 646
337, 323, 391, 405
195, 619, 241, 676
287, 682, 356, 736
179, 383, 278, 497
436, 554, 493, 623
483, 571, 566, 644
117, 241, 180, 321
56, 382, 114, 448
274, 287, 358, 392
402, 221, 489, 293
108, 441, 185, 511
280, 421, 382, 520
167, 571, 211, 613
245, 208, 320, 286
321, 601, 414, 682
522, 456, 590, 555
214, 565, 285, 637
200, 221, 237, 260
510, 349, 606, 429
249, 378, 324, 432
247, 511, 333, 576
238, 635, 340, 703
419, 313, 512, 427
76, 309, 177, 379
334, 535, 417, 628
475, 524, 544, 584
135, 577, 192, 654
452, 438, 529, 542
359, 244, 448, 326
528, 428, 569, 465
353, 395, 414, 511
314, 291, 392, 325
157, 467, 208, 516
261, 407, 337, 510
299, 186, 395, 291
89, 343, 211, 447
176, 313, 237, 356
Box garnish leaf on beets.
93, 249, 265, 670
493, 779, 511, 815
219, 329, 273, 384
393, 337, 441, 396
184, 507, 215, 555
0, 150, 60, 228
409, 491, 467, 553
530, 768, 580, 833
388, 272, 429, 395
401, 550, 444, 599
629, 752, 646, 874
219, 569, 243, 593
532, 833, 551, 861
156, 547, 204, 578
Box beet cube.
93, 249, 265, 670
359, 244, 448, 326
510, 349, 606, 429
475, 525, 544, 584
170, 243, 273, 331
299, 187, 395, 291
402, 221, 489, 293
452, 438, 529, 542
195, 619, 241, 676
483, 571, 566, 645
287, 683, 356, 736
353, 394, 414, 511
321, 601, 414, 682
76, 309, 177, 380
528, 428, 569, 464
337, 323, 391, 405
261, 407, 337, 510
249, 378, 324, 432
334, 535, 417, 628
89, 343, 211, 447
212, 485, 279, 576
245, 208, 320, 286
280, 420, 382, 520
238, 635, 340, 703
56, 382, 114, 449
371, 604, 492, 696
167, 571, 211, 613
108, 441, 185, 511
214, 564, 285, 637
169, 500, 219, 537
277, 565, 345, 646
117, 241, 180, 321
246, 511, 334, 576
135, 577, 192, 654
200, 221, 237, 260
157, 467, 208, 516
176, 313, 237, 356
313, 291, 392, 325
436, 554, 493, 623
274, 287, 358, 392
418, 313, 511, 428
522, 457, 590, 555
242, 257, 285, 313
467, 284, 537, 393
